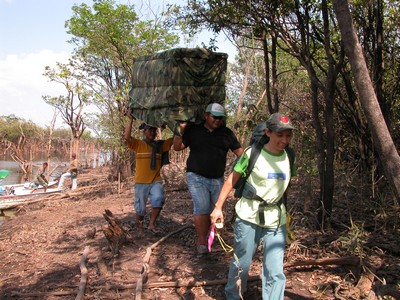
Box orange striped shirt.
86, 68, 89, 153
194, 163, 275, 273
127, 138, 173, 183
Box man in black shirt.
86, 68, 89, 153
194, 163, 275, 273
173, 103, 243, 254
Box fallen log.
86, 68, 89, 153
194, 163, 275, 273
284, 256, 360, 268
106, 256, 360, 291
75, 246, 90, 300
0, 192, 68, 210
106, 275, 262, 291
131, 255, 361, 296
135, 223, 193, 300
104, 255, 363, 296
11, 291, 75, 297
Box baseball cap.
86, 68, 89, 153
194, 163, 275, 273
139, 123, 157, 131
266, 113, 295, 132
143, 124, 157, 130
206, 103, 226, 117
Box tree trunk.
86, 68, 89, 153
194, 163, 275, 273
372, 0, 388, 125
270, 32, 279, 112
309, 79, 328, 222
333, 0, 400, 199
318, 0, 340, 227
263, 36, 273, 114
72, 137, 80, 157
235, 49, 254, 119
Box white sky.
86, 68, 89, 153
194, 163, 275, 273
0, 0, 236, 128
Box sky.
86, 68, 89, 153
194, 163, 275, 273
0, 0, 237, 128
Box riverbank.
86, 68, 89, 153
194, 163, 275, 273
0, 165, 398, 299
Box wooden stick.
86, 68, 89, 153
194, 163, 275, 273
129, 256, 359, 295
75, 246, 90, 300
118, 172, 121, 194
104, 275, 261, 291
135, 224, 193, 300
11, 291, 75, 297
284, 256, 360, 268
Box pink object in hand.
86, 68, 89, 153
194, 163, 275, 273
208, 225, 215, 252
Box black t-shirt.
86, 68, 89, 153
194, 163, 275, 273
182, 123, 242, 178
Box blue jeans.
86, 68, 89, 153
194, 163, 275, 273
134, 181, 164, 216
186, 172, 223, 215
225, 218, 286, 300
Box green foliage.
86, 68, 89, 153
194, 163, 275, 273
66, 0, 179, 77
0, 115, 44, 144
337, 221, 369, 257
0, 115, 99, 151
51, 128, 71, 140
370, 193, 399, 231
62, 0, 180, 166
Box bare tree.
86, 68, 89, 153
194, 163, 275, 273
43, 62, 89, 156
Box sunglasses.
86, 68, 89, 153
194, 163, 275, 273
210, 114, 224, 120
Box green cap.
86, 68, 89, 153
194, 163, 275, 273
266, 113, 295, 132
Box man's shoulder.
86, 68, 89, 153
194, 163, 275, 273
127, 137, 146, 147
218, 125, 234, 134
161, 137, 174, 146
186, 122, 203, 131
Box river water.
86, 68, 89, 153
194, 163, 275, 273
0, 152, 70, 186
0, 151, 110, 186
0, 151, 110, 225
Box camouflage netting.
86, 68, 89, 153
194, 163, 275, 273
129, 48, 228, 130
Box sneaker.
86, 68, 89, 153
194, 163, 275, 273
197, 245, 208, 254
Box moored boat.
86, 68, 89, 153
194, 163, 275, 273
0, 181, 61, 209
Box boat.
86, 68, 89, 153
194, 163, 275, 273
0, 180, 62, 209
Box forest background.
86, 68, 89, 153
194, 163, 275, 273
0, 0, 399, 296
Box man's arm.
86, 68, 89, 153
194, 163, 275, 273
124, 114, 134, 145
233, 147, 244, 158
173, 122, 187, 151
210, 170, 241, 227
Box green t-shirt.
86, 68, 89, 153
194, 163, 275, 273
233, 146, 295, 228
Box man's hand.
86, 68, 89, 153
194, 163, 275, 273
124, 111, 134, 143
124, 106, 133, 117
173, 121, 187, 137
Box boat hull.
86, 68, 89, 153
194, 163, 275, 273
0, 181, 61, 209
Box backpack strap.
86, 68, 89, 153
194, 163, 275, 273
246, 142, 263, 175
244, 136, 268, 176
285, 146, 295, 169
242, 184, 283, 228
258, 198, 283, 227
282, 146, 295, 207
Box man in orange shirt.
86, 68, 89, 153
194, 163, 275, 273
124, 113, 173, 234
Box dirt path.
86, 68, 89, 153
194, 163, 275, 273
0, 166, 398, 299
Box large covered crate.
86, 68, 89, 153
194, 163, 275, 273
129, 48, 228, 129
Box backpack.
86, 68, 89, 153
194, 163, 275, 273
249, 122, 268, 146
233, 123, 295, 227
